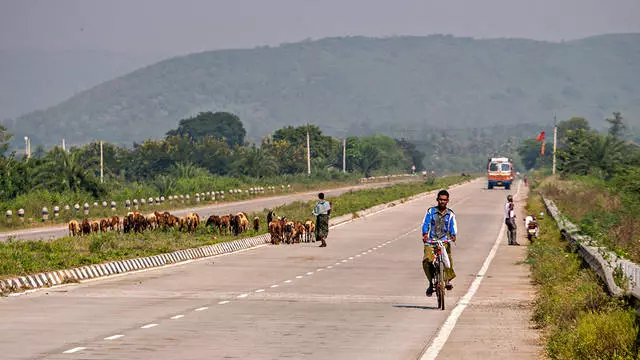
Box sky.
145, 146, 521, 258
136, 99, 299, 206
2, 0, 640, 55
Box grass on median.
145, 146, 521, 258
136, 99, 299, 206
0, 175, 474, 280
526, 194, 638, 360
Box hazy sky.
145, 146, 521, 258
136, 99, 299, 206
2, 0, 640, 55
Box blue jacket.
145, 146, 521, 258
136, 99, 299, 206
422, 207, 457, 242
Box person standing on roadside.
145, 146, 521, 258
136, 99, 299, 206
312, 193, 332, 247
505, 194, 519, 245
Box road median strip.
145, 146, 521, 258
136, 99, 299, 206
1, 178, 475, 295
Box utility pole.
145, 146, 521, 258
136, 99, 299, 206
552, 115, 557, 175
100, 140, 104, 184
62, 138, 66, 151
24, 136, 30, 161
342, 138, 346, 173
306, 123, 311, 176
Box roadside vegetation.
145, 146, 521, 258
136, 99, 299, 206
526, 194, 638, 359
0, 175, 471, 280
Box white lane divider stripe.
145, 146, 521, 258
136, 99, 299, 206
306, 272, 314, 275
141, 324, 158, 329
284, 280, 292, 283
237, 293, 248, 298
296, 275, 303, 279
341, 260, 347, 263
63, 347, 86, 354
270, 284, 279, 288
104, 335, 124, 340
355, 254, 361, 257
218, 300, 230, 304
317, 268, 324, 271
255, 289, 265, 293
420, 183, 520, 360
171, 315, 184, 319
195, 307, 208, 311
327, 266, 333, 269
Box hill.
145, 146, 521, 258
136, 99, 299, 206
4, 34, 640, 149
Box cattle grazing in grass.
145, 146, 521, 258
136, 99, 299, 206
206, 215, 221, 232
81, 219, 91, 235
100, 218, 110, 233
68, 220, 80, 236
219, 215, 230, 234
253, 217, 260, 231
91, 220, 100, 233
110, 215, 120, 232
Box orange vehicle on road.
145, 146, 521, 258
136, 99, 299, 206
487, 157, 514, 190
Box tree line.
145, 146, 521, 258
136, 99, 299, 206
0, 112, 424, 202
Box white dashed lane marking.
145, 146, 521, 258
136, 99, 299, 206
255, 289, 265, 293
141, 324, 158, 329
270, 284, 279, 288
104, 335, 124, 340
284, 280, 292, 283
218, 301, 230, 305
195, 307, 208, 311
171, 315, 184, 319
306, 272, 314, 275
237, 294, 248, 298
63, 347, 86, 354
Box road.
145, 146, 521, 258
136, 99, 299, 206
0, 178, 537, 359
0, 179, 415, 242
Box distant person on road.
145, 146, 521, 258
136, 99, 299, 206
312, 193, 332, 247
523, 175, 528, 187
505, 194, 519, 245
422, 189, 457, 297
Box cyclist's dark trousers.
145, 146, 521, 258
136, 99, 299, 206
505, 218, 517, 244
422, 243, 456, 283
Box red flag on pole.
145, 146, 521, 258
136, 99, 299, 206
536, 131, 546, 142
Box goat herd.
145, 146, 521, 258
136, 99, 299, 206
66, 209, 318, 245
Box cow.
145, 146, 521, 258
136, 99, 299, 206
81, 219, 91, 235
206, 215, 221, 232
268, 220, 283, 245
91, 220, 100, 233
68, 220, 80, 236
253, 217, 260, 232
100, 218, 110, 233
219, 215, 231, 235
304, 219, 316, 242
109, 215, 120, 232
146, 213, 157, 230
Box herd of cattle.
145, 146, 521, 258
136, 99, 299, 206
66, 209, 317, 245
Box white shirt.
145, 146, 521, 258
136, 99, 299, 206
505, 202, 515, 219
525, 216, 534, 228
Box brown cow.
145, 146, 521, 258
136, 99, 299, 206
109, 215, 120, 232
268, 220, 282, 245
219, 215, 230, 234
68, 220, 80, 236
253, 217, 260, 232
81, 219, 91, 235
100, 218, 110, 232
304, 220, 315, 242
91, 220, 100, 233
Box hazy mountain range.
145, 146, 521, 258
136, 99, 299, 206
3, 34, 639, 149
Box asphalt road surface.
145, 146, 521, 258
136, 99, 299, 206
0, 179, 416, 242
0, 178, 523, 359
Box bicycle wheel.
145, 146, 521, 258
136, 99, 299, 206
437, 260, 446, 310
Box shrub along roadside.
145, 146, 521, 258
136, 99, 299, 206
0, 175, 472, 279
526, 194, 638, 359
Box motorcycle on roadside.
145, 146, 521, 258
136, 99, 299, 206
525, 215, 539, 243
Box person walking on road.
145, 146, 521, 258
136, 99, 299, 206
422, 189, 457, 297
505, 194, 519, 245
312, 192, 332, 247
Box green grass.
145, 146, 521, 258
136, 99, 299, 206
0, 174, 403, 232
526, 194, 638, 359
0, 175, 473, 280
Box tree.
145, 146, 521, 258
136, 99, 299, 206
166, 111, 246, 147
230, 145, 278, 178
0, 124, 12, 156
605, 111, 626, 139
357, 142, 381, 178
517, 139, 552, 170
33, 146, 104, 196
395, 138, 425, 170
557, 129, 627, 179
557, 117, 590, 148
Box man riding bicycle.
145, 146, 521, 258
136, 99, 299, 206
422, 189, 457, 297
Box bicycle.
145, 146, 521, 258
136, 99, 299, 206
427, 239, 451, 310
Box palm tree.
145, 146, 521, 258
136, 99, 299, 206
33, 146, 103, 195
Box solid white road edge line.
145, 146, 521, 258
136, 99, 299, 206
419, 181, 521, 360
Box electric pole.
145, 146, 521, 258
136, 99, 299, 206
100, 140, 104, 184
552, 115, 557, 175
343, 137, 346, 173
306, 123, 311, 176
